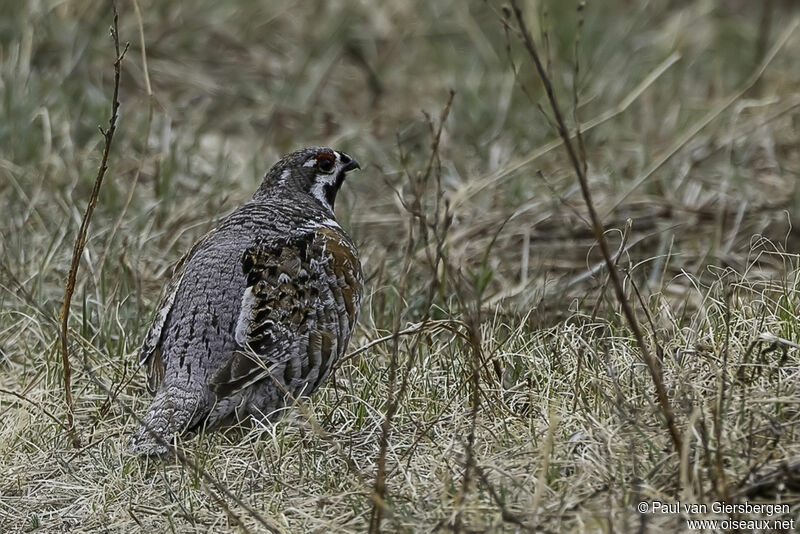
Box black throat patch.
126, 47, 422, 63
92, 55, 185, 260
323, 173, 346, 209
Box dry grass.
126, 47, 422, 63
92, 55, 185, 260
1, 0, 800, 532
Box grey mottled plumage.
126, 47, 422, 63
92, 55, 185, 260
129, 147, 363, 455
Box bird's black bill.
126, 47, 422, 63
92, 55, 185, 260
341, 155, 360, 173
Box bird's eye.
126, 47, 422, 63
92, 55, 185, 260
316, 154, 335, 173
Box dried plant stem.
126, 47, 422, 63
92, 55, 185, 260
453, 313, 483, 533
97, 0, 155, 276
590, 218, 632, 322
475, 465, 536, 532
507, 0, 682, 452
714, 289, 732, 500
131, 0, 152, 96
58, 3, 128, 447
367, 221, 413, 533
341, 319, 468, 364
369, 92, 455, 533
532, 406, 558, 514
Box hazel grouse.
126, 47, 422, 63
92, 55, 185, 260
129, 146, 363, 455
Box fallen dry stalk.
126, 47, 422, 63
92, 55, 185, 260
0, 386, 68, 431
341, 318, 469, 364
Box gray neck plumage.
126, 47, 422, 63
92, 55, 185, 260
252, 169, 337, 218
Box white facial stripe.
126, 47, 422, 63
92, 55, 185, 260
311, 173, 339, 213
322, 173, 338, 185
279, 169, 291, 181
311, 185, 331, 211
302, 151, 349, 212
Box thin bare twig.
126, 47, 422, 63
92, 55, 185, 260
506, 1, 682, 452
453, 310, 484, 533
339, 319, 468, 365
367, 214, 414, 534
474, 465, 537, 532
58, 2, 128, 447
369, 91, 456, 533
714, 288, 732, 500
590, 218, 632, 322
95, 0, 159, 332
572, 1, 587, 176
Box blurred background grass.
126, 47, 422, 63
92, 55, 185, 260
1, 0, 800, 532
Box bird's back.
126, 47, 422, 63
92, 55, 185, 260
159, 202, 293, 380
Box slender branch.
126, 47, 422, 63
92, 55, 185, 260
367, 214, 414, 533
339, 319, 469, 365
474, 465, 537, 532
507, 0, 682, 452
453, 310, 483, 533
58, 3, 128, 447
714, 288, 732, 500
97, 0, 155, 277
590, 219, 632, 322
368, 92, 455, 533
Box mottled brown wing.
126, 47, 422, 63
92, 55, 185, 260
210, 227, 362, 399
316, 226, 363, 348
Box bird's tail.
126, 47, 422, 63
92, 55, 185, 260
128, 383, 206, 455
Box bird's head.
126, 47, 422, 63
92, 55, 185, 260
254, 146, 360, 214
